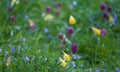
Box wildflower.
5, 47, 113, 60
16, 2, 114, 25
113, 13, 117, 22
46, 6, 51, 13
107, 6, 112, 12
11, 0, 19, 6
103, 13, 109, 20
69, 15, 76, 24
100, 3, 106, 11
91, 27, 101, 35
11, 47, 16, 53
96, 69, 100, 72
59, 57, 67, 67
56, 3, 62, 8
10, 15, 15, 23
101, 29, 107, 36
26, 57, 29, 62
69, 5, 74, 10
44, 27, 49, 33
72, 62, 76, 68
6, 57, 11, 66
73, 1, 77, 6
28, 19, 35, 31
58, 33, 64, 40
109, 16, 114, 23
71, 44, 78, 54
63, 51, 71, 61
8, 5, 13, 12
67, 27, 74, 35
0, 49, 2, 53
55, 9, 60, 16
44, 14, 54, 21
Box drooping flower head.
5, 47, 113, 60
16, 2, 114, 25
11, 0, 19, 6
69, 15, 76, 24
46, 6, 51, 13
10, 15, 15, 23
67, 27, 74, 35
58, 33, 64, 40
100, 3, 106, 11
109, 16, 114, 23
59, 57, 67, 67
91, 27, 101, 35
103, 12, 109, 20
71, 44, 78, 54
63, 51, 71, 61
28, 19, 35, 31
101, 29, 107, 36
44, 14, 54, 21
6, 57, 11, 66
107, 6, 112, 12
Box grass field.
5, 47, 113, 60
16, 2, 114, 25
0, 0, 120, 72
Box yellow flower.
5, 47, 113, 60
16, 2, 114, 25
11, 0, 19, 6
63, 51, 71, 61
44, 14, 54, 21
109, 16, 114, 23
6, 57, 11, 66
69, 15, 76, 24
59, 57, 67, 67
28, 19, 34, 27
91, 27, 101, 35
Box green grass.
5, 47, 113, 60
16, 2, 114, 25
0, 0, 120, 72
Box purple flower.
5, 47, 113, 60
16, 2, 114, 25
96, 69, 100, 72
67, 27, 74, 35
8, 5, 13, 12
11, 47, 16, 53
55, 9, 60, 16
58, 33, 63, 40
57, 3, 62, 8
100, 3, 106, 11
10, 15, 15, 23
103, 13, 109, 20
71, 44, 78, 54
101, 29, 107, 36
107, 6, 112, 12
46, 6, 51, 13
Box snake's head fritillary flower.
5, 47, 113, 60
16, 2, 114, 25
6, 57, 11, 66
67, 27, 74, 35
57, 3, 62, 8
8, 5, 13, 12
28, 19, 35, 31
109, 16, 114, 23
63, 51, 71, 61
10, 15, 15, 23
71, 44, 78, 54
100, 3, 106, 11
103, 12, 109, 20
101, 29, 107, 36
46, 6, 51, 13
59, 57, 67, 67
58, 33, 64, 40
44, 14, 54, 21
107, 6, 112, 12
91, 27, 101, 35
55, 9, 60, 16
69, 15, 76, 24
11, 0, 20, 6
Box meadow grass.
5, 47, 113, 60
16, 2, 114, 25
0, 0, 120, 72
